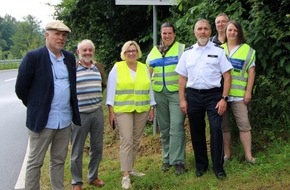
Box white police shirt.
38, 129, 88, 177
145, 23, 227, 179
175, 41, 233, 89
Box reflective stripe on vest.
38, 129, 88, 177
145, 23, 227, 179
222, 43, 255, 98
147, 42, 185, 92
114, 61, 150, 113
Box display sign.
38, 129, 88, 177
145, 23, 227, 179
115, 0, 179, 5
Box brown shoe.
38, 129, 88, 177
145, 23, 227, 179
90, 178, 105, 187
72, 185, 82, 190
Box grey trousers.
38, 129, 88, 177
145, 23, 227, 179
70, 107, 104, 185
25, 126, 71, 190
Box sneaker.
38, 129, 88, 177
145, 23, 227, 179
121, 176, 131, 189
224, 156, 231, 162
174, 163, 185, 176
130, 169, 145, 177
246, 157, 257, 164
162, 163, 171, 172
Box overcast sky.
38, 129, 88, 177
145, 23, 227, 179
0, 0, 61, 29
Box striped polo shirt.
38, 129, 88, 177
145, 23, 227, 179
76, 63, 103, 113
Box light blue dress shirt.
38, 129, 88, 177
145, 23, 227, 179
45, 49, 72, 129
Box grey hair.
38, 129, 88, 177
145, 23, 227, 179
77, 39, 95, 50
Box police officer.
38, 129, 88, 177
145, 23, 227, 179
175, 19, 233, 180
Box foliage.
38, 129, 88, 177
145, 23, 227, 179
251, 74, 290, 142
55, 0, 172, 72
0, 15, 17, 59
10, 15, 44, 58
247, 0, 290, 139
0, 15, 44, 59
0, 63, 19, 70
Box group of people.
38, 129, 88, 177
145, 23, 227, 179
15, 12, 257, 189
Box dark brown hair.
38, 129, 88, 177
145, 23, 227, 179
160, 22, 176, 33
225, 20, 246, 44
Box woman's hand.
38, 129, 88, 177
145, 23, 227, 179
148, 107, 155, 121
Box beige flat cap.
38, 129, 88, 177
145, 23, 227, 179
45, 20, 71, 33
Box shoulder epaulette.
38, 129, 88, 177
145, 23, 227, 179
214, 44, 224, 49
184, 46, 193, 51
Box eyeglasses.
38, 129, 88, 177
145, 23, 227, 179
52, 64, 68, 80
125, 50, 137, 54
216, 20, 228, 24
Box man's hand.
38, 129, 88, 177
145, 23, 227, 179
215, 99, 227, 115
180, 99, 188, 115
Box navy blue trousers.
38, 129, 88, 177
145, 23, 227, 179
186, 88, 224, 173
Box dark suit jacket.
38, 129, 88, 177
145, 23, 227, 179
15, 46, 81, 132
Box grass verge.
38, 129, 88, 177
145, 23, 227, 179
39, 107, 290, 190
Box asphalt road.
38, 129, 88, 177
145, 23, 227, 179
0, 69, 28, 190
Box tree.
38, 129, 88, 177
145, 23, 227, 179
0, 15, 17, 59
54, 0, 171, 71
10, 15, 44, 58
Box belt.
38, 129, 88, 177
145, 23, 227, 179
187, 87, 222, 94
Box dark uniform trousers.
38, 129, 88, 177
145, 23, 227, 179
186, 87, 224, 173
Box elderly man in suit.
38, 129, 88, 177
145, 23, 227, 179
15, 20, 81, 190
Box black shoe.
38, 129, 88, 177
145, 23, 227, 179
174, 163, 185, 176
196, 169, 207, 177
215, 171, 226, 180
162, 163, 171, 172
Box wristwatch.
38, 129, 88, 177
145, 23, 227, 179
150, 106, 156, 110
221, 96, 229, 101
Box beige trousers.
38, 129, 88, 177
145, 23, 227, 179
116, 111, 148, 171
222, 101, 252, 132
25, 126, 71, 190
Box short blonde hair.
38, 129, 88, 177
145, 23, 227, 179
120, 40, 142, 60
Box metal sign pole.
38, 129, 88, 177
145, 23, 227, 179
153, 5, 157, 46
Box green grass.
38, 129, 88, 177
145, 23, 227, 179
0, 63, 19, 70
38, 107, 290, 190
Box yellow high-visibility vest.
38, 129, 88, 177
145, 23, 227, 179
222, 43, 255, 98
147, 41, 184, 92
114, 61, 150, 113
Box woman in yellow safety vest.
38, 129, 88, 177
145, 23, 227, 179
221, 20, 257, 164
106, 40, 156, 189
146, 23, 186, 175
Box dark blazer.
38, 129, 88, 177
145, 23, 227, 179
15, 46, 81, 132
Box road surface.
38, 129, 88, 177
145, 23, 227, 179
0, 69, 28, 190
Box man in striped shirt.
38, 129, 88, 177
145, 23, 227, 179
70, 39, 106, 190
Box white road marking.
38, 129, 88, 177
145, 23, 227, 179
5, 78, 16, 82
14, 140, 29, 189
